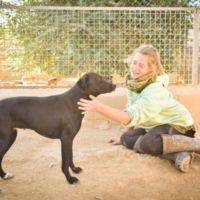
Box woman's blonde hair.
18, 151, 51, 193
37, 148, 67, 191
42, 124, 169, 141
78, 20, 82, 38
133, 44, 164, 74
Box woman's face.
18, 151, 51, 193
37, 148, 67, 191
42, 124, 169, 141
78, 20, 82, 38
130, 53, 153, 79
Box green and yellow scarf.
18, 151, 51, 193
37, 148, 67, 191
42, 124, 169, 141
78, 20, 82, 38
125, 72, 157, 93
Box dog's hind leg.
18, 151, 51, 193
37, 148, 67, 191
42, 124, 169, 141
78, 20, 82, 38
0, 129, 17, 180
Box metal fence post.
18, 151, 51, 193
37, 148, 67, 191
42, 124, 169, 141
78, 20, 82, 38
192, 8, 200, 85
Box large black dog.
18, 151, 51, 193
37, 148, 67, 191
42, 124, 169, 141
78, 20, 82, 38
0, 72, 116, 184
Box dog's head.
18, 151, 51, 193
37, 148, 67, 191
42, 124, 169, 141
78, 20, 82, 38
77, 72, 116, 96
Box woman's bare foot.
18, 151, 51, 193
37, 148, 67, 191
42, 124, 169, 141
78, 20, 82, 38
108, 138, 122, 145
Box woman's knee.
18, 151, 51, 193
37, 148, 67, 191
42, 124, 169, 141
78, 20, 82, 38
139, 134, 163, 155
120, 133, 139, 149
120, 134, 131, 149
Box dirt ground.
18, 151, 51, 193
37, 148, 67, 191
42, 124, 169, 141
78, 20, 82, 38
0, 88, 200, 200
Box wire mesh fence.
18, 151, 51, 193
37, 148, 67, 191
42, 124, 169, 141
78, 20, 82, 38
0, 6, 200, 86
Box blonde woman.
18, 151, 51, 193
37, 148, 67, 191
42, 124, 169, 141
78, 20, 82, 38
78, 45, 197, 172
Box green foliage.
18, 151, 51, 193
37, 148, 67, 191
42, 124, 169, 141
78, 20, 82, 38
0, 0, 195, 77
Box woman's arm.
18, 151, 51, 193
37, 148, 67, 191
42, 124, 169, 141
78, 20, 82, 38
77, 95, 131, 125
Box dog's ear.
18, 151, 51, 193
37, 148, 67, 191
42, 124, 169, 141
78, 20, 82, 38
77, 73, 89, 90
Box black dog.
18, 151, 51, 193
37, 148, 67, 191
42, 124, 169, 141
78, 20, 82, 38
0, 72, 116, 184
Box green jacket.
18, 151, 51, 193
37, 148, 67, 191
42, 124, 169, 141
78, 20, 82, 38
124, 74, 194, 133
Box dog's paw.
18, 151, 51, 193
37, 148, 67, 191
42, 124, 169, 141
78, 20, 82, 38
72, 167, 82, 174
68, 176, 79, 184
3, 173, 13, 180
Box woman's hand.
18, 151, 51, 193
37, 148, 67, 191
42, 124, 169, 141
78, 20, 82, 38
77, 95, 100, 114
78, 95, 131, 125
108, 138, 122, 145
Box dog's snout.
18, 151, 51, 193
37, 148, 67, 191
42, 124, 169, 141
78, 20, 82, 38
105, 79, 116, 91
108, 82, 116, 91
112, 83, 116, 90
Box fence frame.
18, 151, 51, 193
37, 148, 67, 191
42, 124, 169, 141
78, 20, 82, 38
192, 8, 200, 84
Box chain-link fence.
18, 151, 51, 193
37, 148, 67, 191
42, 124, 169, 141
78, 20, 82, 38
0, 6, 200, 85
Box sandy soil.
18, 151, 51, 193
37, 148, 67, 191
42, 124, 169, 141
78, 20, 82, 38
0, 88, 200, 200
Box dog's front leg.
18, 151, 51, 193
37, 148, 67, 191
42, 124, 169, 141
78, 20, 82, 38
69, 145, 82, 174
60, 133, 79, 184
